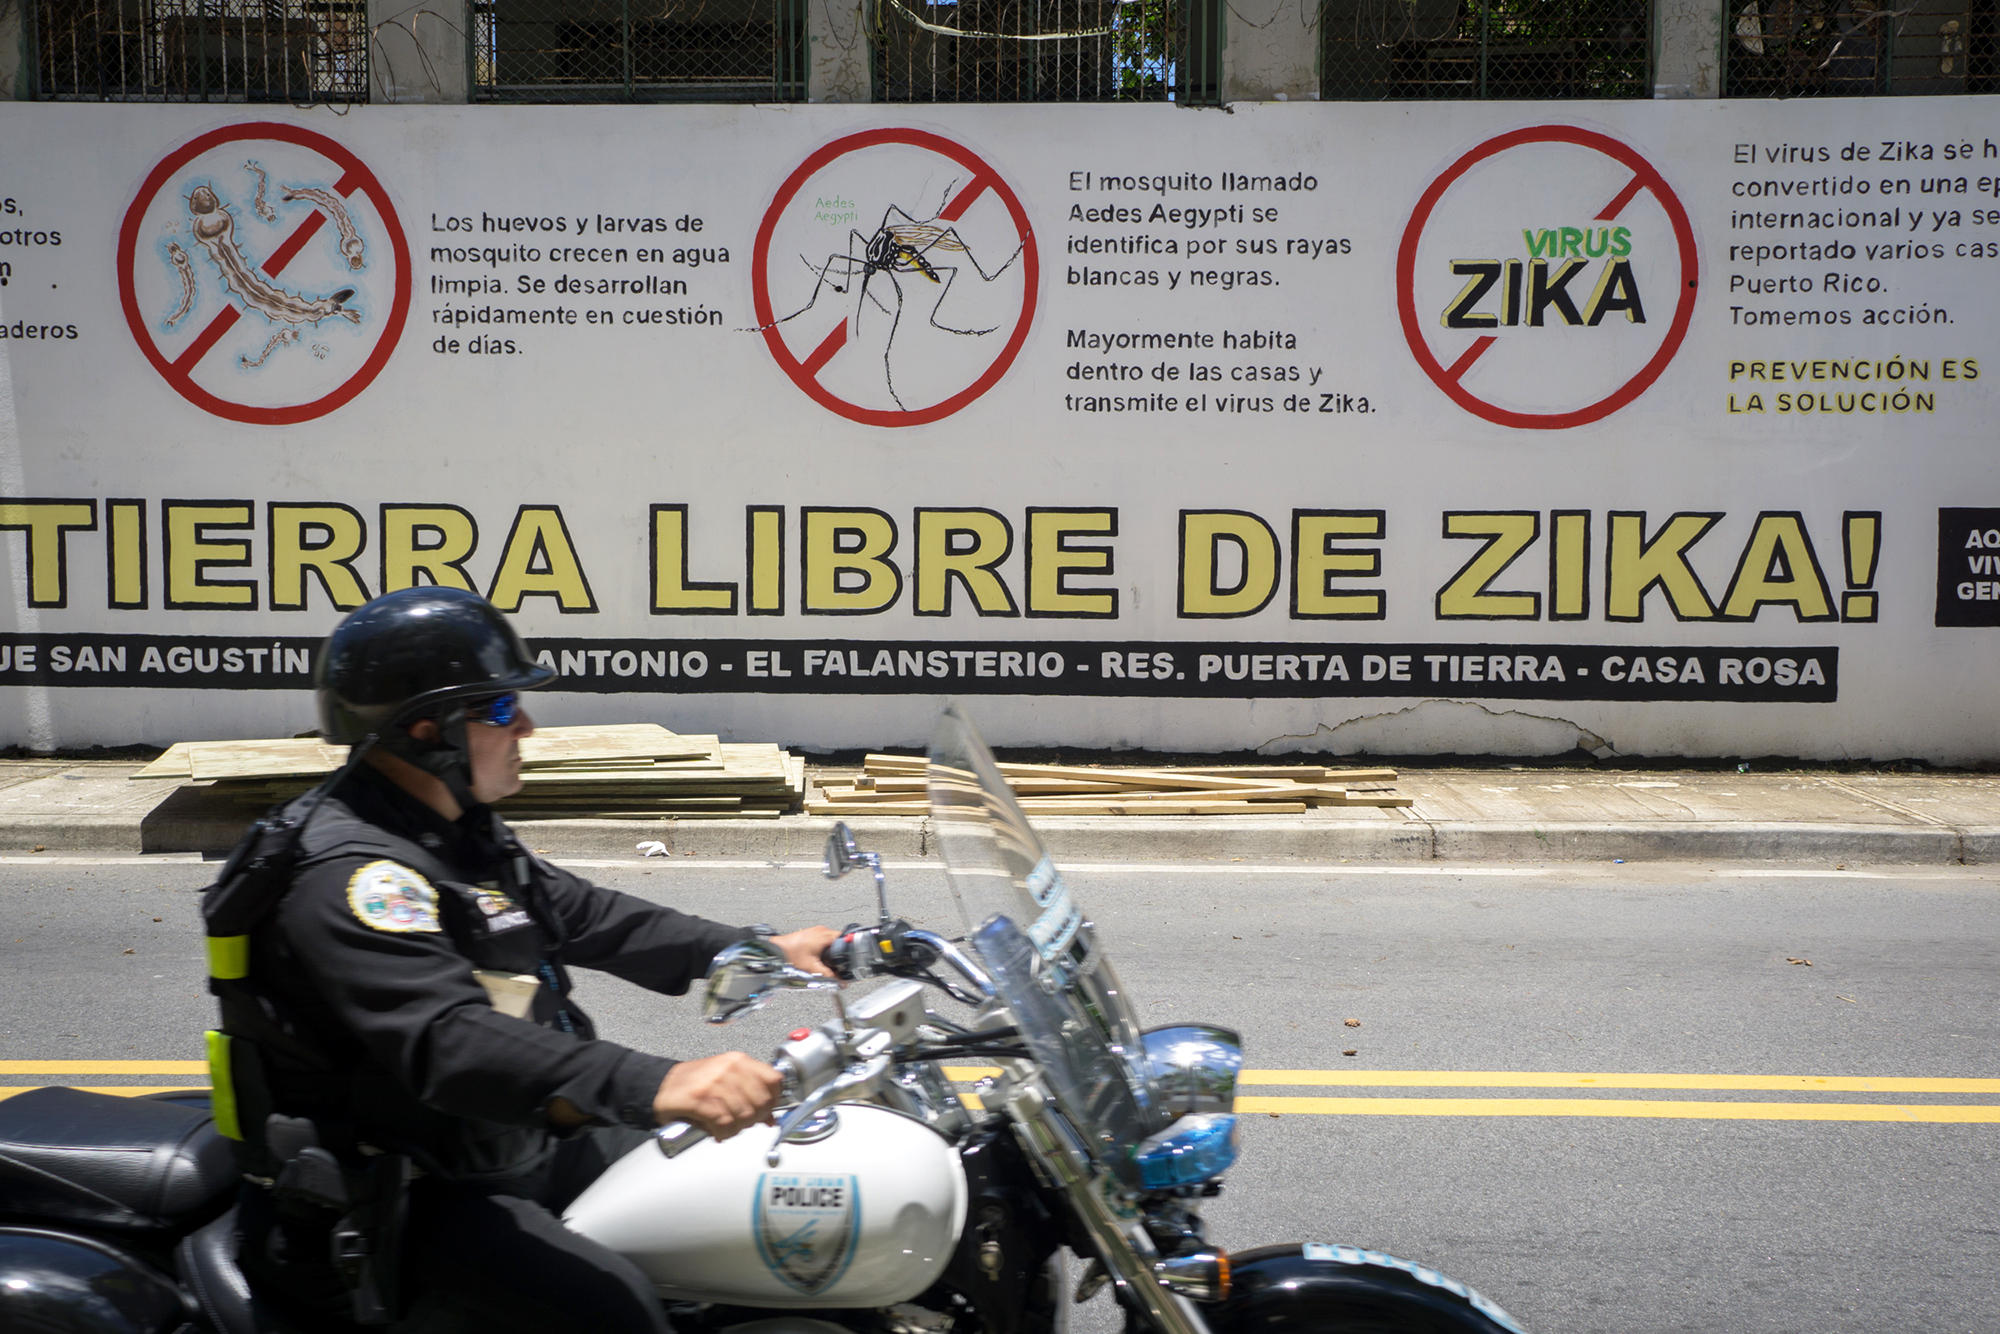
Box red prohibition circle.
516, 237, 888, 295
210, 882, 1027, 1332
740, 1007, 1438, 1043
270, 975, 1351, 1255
117, 122, 412, 425
752, 129, 1038, 428
1396, 125, 1699, 431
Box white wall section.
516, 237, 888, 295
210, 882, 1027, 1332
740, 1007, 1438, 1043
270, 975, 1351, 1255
0, 101, 1995, 760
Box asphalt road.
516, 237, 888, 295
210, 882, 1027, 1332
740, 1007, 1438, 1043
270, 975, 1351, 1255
2, 853, 1996, 1334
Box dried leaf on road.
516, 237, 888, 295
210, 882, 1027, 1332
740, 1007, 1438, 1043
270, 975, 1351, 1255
1786, 957, 1813, 966
1342, 1048, 1358, 1057
1344, 1018, 1362, 1028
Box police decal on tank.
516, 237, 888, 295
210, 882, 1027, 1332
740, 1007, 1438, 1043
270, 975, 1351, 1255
753, 1173, 860, 1294
346, 860, 442, 933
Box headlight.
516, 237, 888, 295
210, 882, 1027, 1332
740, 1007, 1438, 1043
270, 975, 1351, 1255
1134, 1113, 1240, 1189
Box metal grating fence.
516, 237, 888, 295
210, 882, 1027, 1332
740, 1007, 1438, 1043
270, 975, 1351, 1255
873, 0, 1221, 103
1723, 1, 1999, 95
470, 0, 807, 100
32, 0, 368, 101
1319, 0, 1650, 100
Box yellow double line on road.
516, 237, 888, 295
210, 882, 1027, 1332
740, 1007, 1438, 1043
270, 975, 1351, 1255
1231, 1070, 2000, 1124
0, 1060, 210, 1100
947, 1066, 2000, 1124
6, 1063, 2000, 1124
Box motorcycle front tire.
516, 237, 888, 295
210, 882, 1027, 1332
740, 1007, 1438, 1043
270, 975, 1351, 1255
1208, 1243, 1527, 1334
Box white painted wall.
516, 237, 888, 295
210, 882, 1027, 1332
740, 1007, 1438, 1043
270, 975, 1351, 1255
3, 99, 1997, 759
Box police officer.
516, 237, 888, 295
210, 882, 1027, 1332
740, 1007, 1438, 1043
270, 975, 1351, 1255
214, 586, 835, 1333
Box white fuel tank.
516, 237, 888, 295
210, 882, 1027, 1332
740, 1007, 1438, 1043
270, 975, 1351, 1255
563, 1105, 969, 1307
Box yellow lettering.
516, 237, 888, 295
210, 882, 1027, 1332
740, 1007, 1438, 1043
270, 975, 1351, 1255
1436, 512, 1540, 619
487, 506, 596, 611
1180, 511, 1278, 617
1026, 509, 1116, 618
1292, 511, 1384, 619
1550, 510, 1590, 619
650, 505, 735, 614
915, 509, 1017, 616
381, 506, 478, 592
804, 508, 901, 614
1606, 512, 1720, 621
269, 504, 369, 611
0, 500, 95, 607
164, 501, 255, 609
108, 500, 146, 608
1719, 513, 1835, 621
748, 506, 784, 615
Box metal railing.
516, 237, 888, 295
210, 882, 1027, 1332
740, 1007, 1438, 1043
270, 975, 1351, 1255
1319, 0, 1651, 99
1723, 0, 1996, 95
470, 0, 807, 100
33, 0, 368, 101
873, 0, 1221, 103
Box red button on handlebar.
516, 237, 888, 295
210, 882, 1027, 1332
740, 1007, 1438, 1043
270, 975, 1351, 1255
789, 1028, 812, 1041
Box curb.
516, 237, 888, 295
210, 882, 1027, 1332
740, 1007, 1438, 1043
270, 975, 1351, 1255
17, 810, 1987, 866
532, 816, 1989, 867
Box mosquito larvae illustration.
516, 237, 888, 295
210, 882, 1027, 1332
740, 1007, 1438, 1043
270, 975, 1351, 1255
282, 184, 366, 271
240, 328, 301, 368
245, 161, 277, 223
186, 184, 360, 327
311, 343, 329, 360
163, 241, 196, 328
758, 183, 1024, 410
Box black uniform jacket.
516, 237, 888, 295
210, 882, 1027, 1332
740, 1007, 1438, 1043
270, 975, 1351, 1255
250, 766, 750, 1185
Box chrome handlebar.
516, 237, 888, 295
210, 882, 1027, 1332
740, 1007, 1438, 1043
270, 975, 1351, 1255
659, 974, 960, 1166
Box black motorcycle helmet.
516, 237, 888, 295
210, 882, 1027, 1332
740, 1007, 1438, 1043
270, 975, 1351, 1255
315, 586, 555, 802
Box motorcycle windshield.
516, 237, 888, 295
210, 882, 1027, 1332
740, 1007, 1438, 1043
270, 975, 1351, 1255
927, 707, 1156, 1182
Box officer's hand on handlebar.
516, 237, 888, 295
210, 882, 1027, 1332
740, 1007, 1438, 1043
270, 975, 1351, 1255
652, 1052, 784, 1140
769, 925, 841, 978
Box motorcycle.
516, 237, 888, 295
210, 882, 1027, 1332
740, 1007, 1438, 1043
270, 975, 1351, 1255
0, 706, 1526, 1334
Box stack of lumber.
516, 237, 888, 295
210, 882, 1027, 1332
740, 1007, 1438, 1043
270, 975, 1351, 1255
808, 754, 1410, 817
131, 725, 806, 819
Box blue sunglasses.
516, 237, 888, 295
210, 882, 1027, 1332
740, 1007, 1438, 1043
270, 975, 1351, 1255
465, 692, 521, 727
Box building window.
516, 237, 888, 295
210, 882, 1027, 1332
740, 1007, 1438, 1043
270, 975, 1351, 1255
33, 0, 367, 101
1725, 0, 1985, 96
472, 0, 808, 100
873, 0, 1222, 104
1320, 0, 1651, 100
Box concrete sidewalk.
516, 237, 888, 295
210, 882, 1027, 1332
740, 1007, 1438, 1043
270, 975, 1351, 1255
2, 758, 1997, 865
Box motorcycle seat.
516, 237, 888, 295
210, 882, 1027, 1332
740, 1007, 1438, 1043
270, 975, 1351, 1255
0, 1087, 237, 1234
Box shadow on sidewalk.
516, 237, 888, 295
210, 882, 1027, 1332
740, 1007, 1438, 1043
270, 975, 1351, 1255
139, 786, 256, 858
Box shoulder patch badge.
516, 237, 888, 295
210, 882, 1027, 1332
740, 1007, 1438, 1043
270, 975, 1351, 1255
346, 861, 442, 934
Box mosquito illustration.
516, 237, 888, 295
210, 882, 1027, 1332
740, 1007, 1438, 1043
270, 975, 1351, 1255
761, 182, 1025, 410
160, 179, 364, 368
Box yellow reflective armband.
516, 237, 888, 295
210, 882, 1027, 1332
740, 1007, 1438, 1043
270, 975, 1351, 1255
205, 1030, 243, 1141
206, 934, 250, 981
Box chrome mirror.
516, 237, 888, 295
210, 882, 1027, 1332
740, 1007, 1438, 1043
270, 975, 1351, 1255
823, 822, 870, 881
824, 821, 893, 934
703, 938, 839, 1024
1142, 1024, 1244, 1119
